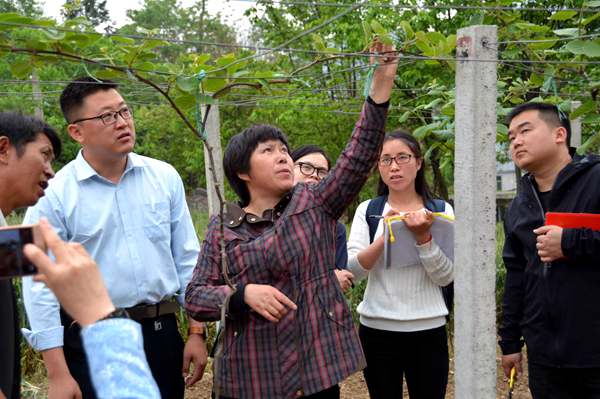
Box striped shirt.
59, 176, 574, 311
185, 98, 389, 398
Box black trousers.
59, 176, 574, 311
213, 384, 340, 399
62, 310, 185, 399
359, 324, 448, 399
529, 362, 600, 399
0, 280, 20, 399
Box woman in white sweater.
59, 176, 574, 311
347, 130, 453, 399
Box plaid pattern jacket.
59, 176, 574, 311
185, 99, 389, 398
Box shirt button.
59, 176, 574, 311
328, 311, 333, 317
296, 389, 303, 397
234, 331, 238, 337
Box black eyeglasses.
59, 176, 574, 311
379, 153, 413, 167
71, 107, 132, 126
295, 162, 329, 179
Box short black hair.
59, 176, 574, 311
0, 112, 61, 158
223, 124, 290, 207
60, 76, 119, 123
506, 102, 571, 147
290, 144, 331, 169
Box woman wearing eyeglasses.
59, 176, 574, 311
347, 130, 454, 399
290, 145, 354, 292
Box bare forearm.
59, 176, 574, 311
356, 236, 385, 270
41, 347, 70, 378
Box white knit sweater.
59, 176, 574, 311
347, 199, 454, 332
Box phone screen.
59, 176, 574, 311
0, 226, 38, 279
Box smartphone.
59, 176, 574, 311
0, 224, 45, 279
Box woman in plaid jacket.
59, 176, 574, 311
185, 42, 397, 399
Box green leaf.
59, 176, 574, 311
173, 93, 196, 110
584, 0, 600, 7
379, 34, 393, 45
582, 12, 600, 25
140, 39, 167, 50
370, 20, 386, 35
426, 31, 445, 45
215, 53, 236, 68
94, 69, 124, 80
550, 10, 578, 20
193, 54, 211, 66
528, 38, 558, 51
583, 114, 600, 123
111, 36, 136, 45
203, 78, 227, 93
41, 28, 65, 41
497, 123, 509, 137
362, 21, 372, 45
400, 21, 414, 40
529, 73, 545, 86
310, 33, 326, 52
10, 60, 32, 78
553, 28, 579, 36
577, 132, 600, 155
176, 76, 197, 93
424, 98, 444, 109
413, 122, 440, 139
584, 40, 600, 57
398, 111, 411, 123
423, 142, 441, 161
565, 40, 587, 55
445, 35, 457, 52
570, 100, 596, 119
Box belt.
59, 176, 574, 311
125, 299, 179, 322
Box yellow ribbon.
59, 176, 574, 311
385, 212, 455, 243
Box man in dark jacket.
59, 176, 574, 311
500, 102, 600, 398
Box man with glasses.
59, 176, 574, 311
22, 77, 207, 399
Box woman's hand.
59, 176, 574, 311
404, 209, 434, 245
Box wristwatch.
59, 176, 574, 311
189, 325, 208, 340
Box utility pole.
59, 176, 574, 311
202, 104, 225, 216
454, 25, 498, 399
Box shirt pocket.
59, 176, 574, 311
143, 200, 171, 242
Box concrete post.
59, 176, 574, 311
454, 25, 498, 399
31, 69, 43, 120
570, 100, 582, 148
202, 104, 225, 216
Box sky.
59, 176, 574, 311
41, 0, 256, 32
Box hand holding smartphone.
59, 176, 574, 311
0, 224, 46, 279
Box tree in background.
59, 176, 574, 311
62, 0, 112, 30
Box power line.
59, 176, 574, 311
236, 0, 600, 13
3, 20, 600, 67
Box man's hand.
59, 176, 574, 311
244, 284, 297, 323
23, 218, 115, 327
334, 269, 354, 292
369, 40, 399, 104
404, 209, 434, 245
533, 225, 564, 262
182, 331, 208, 387
501, 352, 523, 380
47, 372, 82, 399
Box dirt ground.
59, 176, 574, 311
185, 355, 531, 398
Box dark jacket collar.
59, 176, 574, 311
223, 192, 294, 228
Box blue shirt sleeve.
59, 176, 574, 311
81, 319, 160, 399
335, 222, 348, 269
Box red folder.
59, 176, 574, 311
545, 212, 600, 230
